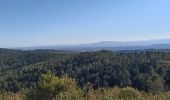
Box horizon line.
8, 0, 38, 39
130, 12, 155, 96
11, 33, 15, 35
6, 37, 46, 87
5, 38, 170, 49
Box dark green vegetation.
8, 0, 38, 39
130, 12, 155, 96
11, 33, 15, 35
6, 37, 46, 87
1, 72, 170, 100
0, 48, 170, 99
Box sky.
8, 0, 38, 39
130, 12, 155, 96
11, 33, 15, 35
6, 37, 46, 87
0, 0, 170, 48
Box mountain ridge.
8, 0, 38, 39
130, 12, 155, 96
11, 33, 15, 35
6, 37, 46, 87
15, 39, 170, 51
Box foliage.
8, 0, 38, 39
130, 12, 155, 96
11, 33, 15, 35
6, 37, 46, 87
27, 72, 84, 100
0, 91, 25, 100
0, 72, 170, 100
0, 49, 170, 99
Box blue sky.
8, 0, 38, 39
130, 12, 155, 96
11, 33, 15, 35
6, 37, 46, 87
0, 0, 170, 48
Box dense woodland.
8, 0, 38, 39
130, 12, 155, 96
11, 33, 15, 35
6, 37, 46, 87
0, 48, 170, 99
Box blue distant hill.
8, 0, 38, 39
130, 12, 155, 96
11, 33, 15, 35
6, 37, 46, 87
15, 39, 170, 51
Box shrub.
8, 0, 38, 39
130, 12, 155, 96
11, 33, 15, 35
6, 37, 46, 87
27, 72, 84, 100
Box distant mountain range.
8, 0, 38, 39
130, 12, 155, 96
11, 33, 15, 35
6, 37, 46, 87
15, 39, 170, 51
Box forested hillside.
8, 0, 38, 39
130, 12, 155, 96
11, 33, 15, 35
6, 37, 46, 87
0, 49, 170, 99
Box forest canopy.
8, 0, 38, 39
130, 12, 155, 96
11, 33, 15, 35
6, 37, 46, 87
0, 49, 170, 99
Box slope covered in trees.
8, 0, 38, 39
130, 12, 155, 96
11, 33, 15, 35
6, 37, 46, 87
0, 48, 170, 98
1, 72, 170, 100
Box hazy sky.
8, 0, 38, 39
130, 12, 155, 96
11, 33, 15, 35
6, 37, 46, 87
0, 0, 170, 48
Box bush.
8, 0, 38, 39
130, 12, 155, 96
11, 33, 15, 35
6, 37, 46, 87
118, 87, 140, 100
27, 72, 84, 100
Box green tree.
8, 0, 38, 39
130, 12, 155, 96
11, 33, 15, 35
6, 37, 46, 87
27, 72, 84, 100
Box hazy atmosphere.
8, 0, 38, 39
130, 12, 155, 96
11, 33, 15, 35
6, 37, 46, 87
1, 1, 170, 100
1, 0, 170, 48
